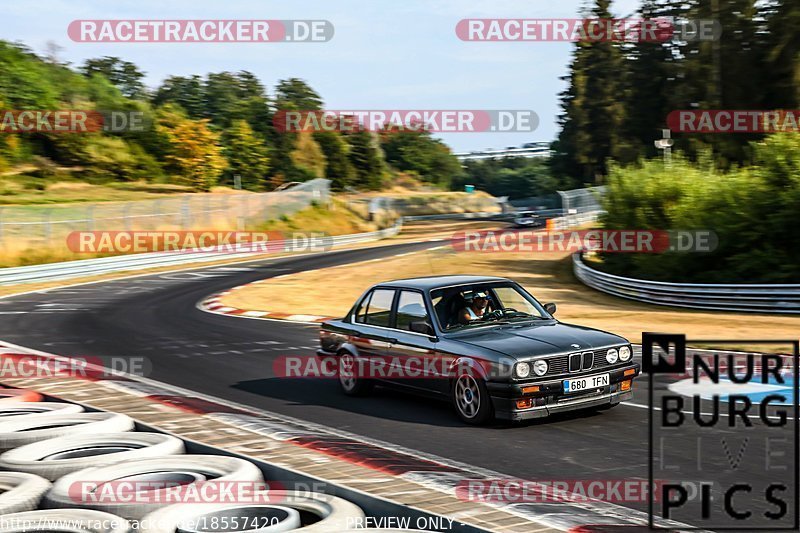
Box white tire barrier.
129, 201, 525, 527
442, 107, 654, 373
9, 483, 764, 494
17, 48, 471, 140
45, 455, 264, 520
0, 402, 84, 419
0, 509, 130, 533
0, 413, 134, 452
0, 433, 185, 481
0, 472, 52, 515
140, 491, 365, 533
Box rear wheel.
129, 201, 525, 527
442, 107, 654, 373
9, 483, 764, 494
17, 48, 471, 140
337, 352, 374, 396
452, 373, 493, 424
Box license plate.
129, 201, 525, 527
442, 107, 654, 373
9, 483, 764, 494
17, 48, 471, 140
563, 373, 610, 393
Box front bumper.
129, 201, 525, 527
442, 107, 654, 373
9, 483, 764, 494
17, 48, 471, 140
488, 362, 640, 421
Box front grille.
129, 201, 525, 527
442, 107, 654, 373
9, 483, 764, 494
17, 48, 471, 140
541, 347, 624, 377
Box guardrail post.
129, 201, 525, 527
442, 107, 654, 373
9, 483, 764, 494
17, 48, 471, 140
152, 199, 162, 229
43, 209, 52, 245
237, 195, 246, 231
86, 205, 95, 231
123, 204, 132, 231
181, 197, 191, 229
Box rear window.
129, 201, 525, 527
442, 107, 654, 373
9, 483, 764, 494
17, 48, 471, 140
364, 289, 395, 327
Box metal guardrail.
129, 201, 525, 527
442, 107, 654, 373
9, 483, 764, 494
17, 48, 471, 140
573, 252, 800, 314
0, 220, 403, 286
403, 211, 504, 221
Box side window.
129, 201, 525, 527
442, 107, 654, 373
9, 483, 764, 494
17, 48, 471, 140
364, 289, 395, 327
354, 292, 372, 324
396, 291, 429, 331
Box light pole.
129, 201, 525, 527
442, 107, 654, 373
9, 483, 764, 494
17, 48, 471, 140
654, 129, 674, 165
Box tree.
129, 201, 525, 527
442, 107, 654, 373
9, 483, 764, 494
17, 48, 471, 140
156, 106, 226, 191
552, 2, 625, 185
269, 78, 324, 180
380, 129, 460, 187
152, 76, 205, 118
223, 120, 270, 190
762, 0, 800, 109
274, 78, 323, 111
314, 131, 355, 190
83, 57, 146, 99
347, 130, 385, 189
289, 132, 326, 179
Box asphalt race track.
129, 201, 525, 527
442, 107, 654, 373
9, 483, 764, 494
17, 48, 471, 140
0, 238, 796, 528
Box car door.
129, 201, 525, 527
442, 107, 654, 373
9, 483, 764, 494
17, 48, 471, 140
350, 288, 397, 380
382, 289, 446, 395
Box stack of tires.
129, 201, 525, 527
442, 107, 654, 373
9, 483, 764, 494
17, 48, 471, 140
0, 388, 433, 532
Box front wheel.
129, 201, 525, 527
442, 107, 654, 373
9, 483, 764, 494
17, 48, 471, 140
452, 373, 494, 424
338, 351, 374, 396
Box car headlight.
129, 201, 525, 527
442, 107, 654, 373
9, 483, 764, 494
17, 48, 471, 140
606, 348, 619, 364
514, 362, 530, 378
533, 360, 548, 376
619, 346, 632, 362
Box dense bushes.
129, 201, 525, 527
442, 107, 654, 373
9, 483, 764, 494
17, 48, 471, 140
598, 135, 800, 283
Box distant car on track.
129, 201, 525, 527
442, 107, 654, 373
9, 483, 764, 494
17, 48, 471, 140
317, 275, 640, 424
512, 211, 544, 228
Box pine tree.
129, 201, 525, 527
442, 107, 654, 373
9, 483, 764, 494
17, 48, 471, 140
223, 120, 270, 190
347, 130, 385, 190
314, 131, 355, 190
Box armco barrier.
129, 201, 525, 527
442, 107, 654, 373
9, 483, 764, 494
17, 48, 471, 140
573, 252, 800, 314
0, 221, 402, 286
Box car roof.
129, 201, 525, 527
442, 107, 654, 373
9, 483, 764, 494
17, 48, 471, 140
375, 275, 511, 290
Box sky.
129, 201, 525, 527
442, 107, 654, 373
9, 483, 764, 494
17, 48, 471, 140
3, 0, 642, 152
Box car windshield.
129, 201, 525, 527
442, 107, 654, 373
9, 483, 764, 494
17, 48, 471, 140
430, 282, 550, 331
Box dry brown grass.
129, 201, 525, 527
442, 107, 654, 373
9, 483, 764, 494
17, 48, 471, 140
222, 245, 800, 352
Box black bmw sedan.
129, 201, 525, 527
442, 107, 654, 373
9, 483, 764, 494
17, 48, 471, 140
317, 275, 640, 424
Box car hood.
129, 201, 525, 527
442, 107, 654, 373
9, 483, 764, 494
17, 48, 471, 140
451, 321, 627, 359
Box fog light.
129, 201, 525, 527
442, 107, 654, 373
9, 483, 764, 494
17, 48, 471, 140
516, 398, 533, 409
620, 380, 632, 391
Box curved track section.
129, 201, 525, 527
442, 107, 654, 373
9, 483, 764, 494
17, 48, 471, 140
0, 238, 784, 528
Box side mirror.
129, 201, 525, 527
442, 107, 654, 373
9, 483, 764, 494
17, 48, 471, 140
410, 320, 435, 336
544, 302, 557, 315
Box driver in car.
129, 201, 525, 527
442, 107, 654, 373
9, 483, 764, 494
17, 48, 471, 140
459, 291, 489, 323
